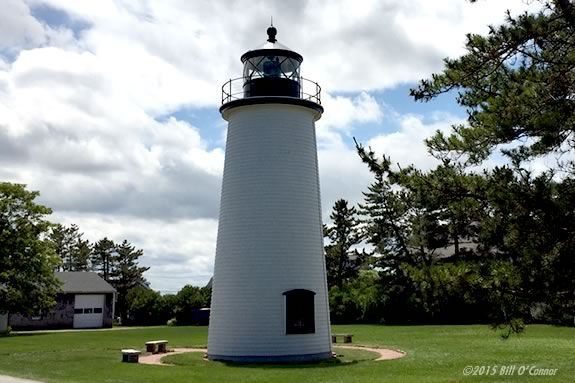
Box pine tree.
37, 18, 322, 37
411, 0, 575, 172
355, 140, 413, 266
402, 162, 487, 260
323, 199, 365, 289
110, 240, 150, 321
408, 0, 575, 331
91, 238, 116, 281
73, 238, 91, 271
49, 224, 90, 271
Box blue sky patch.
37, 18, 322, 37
30, 3, 91, 39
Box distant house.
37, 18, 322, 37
10, 272, 116, 330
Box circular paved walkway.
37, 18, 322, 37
0, 375, 44, 383
139, 346, 405, 366
335, 345, 405, 361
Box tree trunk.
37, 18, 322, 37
0, 312, 8, 333
337, 246, 345, 289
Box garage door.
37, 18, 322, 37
74, 294, 105, 328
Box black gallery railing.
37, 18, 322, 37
221, 76, 321, 105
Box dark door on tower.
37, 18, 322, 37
283, 289, 315, 334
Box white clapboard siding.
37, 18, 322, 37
208, 103, 332, 361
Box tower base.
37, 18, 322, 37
207, 351, 333, 363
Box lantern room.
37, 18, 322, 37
241, 26, 303, 98
220, 25, 321, 109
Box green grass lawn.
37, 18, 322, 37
163, 346, 379, 366
0, 324, 573, 383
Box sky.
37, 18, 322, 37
1, 0, 542, 293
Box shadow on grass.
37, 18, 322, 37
161, 346, 380, 369
218, 357, 360, 369
2, 332, 49, 338
218, 348, 382, 370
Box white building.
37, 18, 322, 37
207, 25, 332, 362
8, 272, 116, 330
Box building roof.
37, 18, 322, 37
55, 272, 116, 294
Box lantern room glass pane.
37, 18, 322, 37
243, 55, 301, 81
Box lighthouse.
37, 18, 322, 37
207, 25, 332, 362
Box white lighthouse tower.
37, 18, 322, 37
207, 25, 332, 362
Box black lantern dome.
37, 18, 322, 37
240, 27, 303, 98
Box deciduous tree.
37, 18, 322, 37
0, 183, 61, 319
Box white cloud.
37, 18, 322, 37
55, 213, 217, 293
0, 0, 542, 291
297, 0, 539, 91
320, 92, 383, 131
318, 111, 470, 224
0, 46, 225, 219
22, 0, 540, 94
368, 113, 464, 170
315, 92, 384, 218
318, 139, 372, 221
316, 91, 383, 147
0, 0, 46, 50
